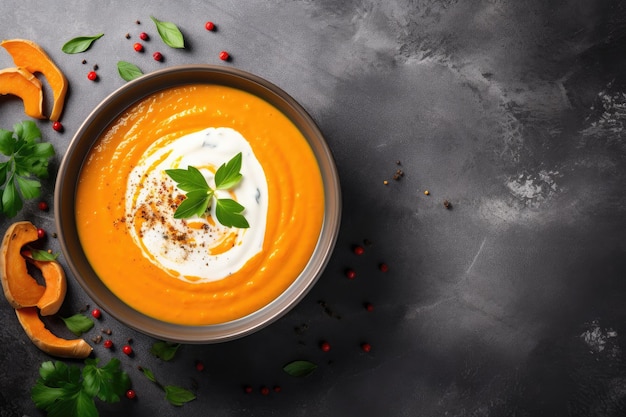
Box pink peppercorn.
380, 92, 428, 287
205, 21, 215, 31
243, 385, 253, 394
38, 201, 48, 211
139, 32, 149, 41
152, 51, 163, 61
133, 42, 143, 52
37, 228, 45, 239
52, 121, 63, 132
353, 245, 364, 255
345, 269, 356, 279
260, 386, 270, 395
273, 385, 282, 393
364, 302, 374, 312
103, 340, 113, 349
379, 263, 389, 272
219, 50, 230, 61
195, 361, 204, 371
122, 345, 133, 355
361, 342, 372, 353
91, 308, 102, 319
320, 341, 331, 352
87, 71, 97, 81
126, 389, 136, 399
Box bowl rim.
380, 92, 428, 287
54, 64, 341, 343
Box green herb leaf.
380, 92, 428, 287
150, 16, 185, 48
117, 61, 143, 82
0, 121, 54, 218
215, 198, 249, 228
61, 33, 104, 54
31, 359, 130, 417
164, 385, 196, 406
214, 152, 243, 190
283, 360, 318, 377
150, 341, 181, 362
173, 189, 212, 219
28, 248, 60, 261
139, 366, 157, 383
165, 166, 210, 192
61, 314, 94, 336
165, 154, 249, 228
82, 358, 130, 403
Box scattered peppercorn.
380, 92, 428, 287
243, 385, 253, 394
443, 200, 452, 209
345, 269, 356, 279
126, 389, 136, 399
92, 335, 102, 344
205, 21, 216, 31
139, 32, 149, 41
102, 328, 112, 335
379, 263, 389, 272
125, 33, 131, 39
273, 385, 282, 393
396, 160, 401, 165
103, 339, 113, 349
87, 71, 97, 81
122, 345, 133, 355
37, 201, 48, 211
424, 190, 430, 195
92, 64, 99, 71
82, 59, 87, 64
195, 361, 204, 371
91, 308, 101, 319
353, 245, 364, 255
219, 50, 230, 61
364, 302, 374, 312
37, 228, 45, 239
152, 51, 163, 62
52, 121, 63, 132
361, 342, 372, 353
320, 341, 331, 352
133, 42, 144, 52
135, 20, 141, 24
51, 232, 57, 238
260, 386, 270, 396
383, 180, 389, 185
392, 169, 404, 181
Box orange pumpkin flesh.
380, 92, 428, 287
30, 258, 67, 316
15, 307, 92, 359
0, 67, 44, 119
0, 221, 45, 308
1, 39, 68, 121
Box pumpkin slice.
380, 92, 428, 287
15, 307, 92, 359
28, 258, 67, 316
0, 221, 45, 308
1, 39, 68, 121
0, 67, 44, 119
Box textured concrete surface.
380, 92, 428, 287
1, 1, 626, 416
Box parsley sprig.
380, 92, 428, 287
31, 358, 130, 417
0, 121, 54, 218
165, 152, 250, 228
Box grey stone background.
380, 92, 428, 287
0, 1, 625, 416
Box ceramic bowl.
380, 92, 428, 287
55, 65, 341, 343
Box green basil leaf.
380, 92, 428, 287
165, 166, 210, 192
164, 385, 196, 406
61, 314, 94, 336
151, 16, 185, 48
214, 152, 243, 190
173, 190, 211, 219
283, 360, 318, 377
15, 176, 41, 199
117, 61, 143, 82
150, 341, 181, 361
0, 162, 8, 186
61, 33, 104, 54
139, 366, 157, 383
215, 198, 249, 228
29, 248, 60, 261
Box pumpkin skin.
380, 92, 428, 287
15, 307, 92, 359
1, 39, 68, 121
0, 221, 45, 308
0, 67, 44, 119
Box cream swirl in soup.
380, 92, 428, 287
125, 127, 268, 283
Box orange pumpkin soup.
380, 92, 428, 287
75, 84, 324, 325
